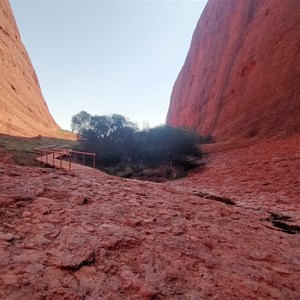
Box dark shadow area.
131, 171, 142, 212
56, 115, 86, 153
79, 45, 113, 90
71, 112, 212, 181
266, 212, 300, 235
194, 191, 236, 205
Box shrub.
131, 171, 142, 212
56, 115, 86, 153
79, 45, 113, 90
71, 112, 205, 180
132, 125, 202, 168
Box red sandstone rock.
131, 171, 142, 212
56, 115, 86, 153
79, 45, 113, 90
0, 0, 59, 137
167, 0, 300, 142
0, 140, 299, 299
0, 0, 299, 298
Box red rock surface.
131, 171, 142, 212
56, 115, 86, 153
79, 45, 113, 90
172, 136, 300, 224
0, 0, 299, 298
167, 0, 300, 142
0, 135, 299, 299
0, 0, 59, 137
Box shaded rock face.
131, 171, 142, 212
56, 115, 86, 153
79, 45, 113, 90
0, 136, 299, 298
0, 0, 58, 137
167, 0, 300, 142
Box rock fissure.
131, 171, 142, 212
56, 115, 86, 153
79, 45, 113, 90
265, 213, 300, 235
60, 252, 96, 271
193, 191, 236, 205
0, 25, 10, 37
191, 189, 300, 235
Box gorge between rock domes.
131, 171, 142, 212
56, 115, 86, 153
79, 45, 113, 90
0, 0, 300, 298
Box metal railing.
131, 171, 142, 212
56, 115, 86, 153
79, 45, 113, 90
35, 145, 96, 171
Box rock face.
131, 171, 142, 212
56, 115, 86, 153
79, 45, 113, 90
0, 0, 59, 137
167, 0, 300, 142
0, 136, 299, 299
0, 0, 299, 297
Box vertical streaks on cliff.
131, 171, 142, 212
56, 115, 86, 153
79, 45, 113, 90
211, 0, 260, 131
0, 0, 59, 137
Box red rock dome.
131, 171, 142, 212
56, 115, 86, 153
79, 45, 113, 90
167, 0, 300, 143
0, 0, 59, 137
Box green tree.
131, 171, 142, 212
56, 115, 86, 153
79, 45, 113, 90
71, 111, 206, 180
73, 113, 137, 166
88, 114, 137, 140
71, 111, 92, 136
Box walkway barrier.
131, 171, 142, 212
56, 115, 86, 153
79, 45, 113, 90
35, 145, 96, 171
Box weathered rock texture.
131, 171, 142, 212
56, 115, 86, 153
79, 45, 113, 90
167, 0, 300, 142
0, 0, 59, 137
1, 0, 300, 297
0, 136, 299, 299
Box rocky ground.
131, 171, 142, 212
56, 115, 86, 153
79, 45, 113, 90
173, 136, 300, 223
0, 137, 299, 299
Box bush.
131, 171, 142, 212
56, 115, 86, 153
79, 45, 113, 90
132, 125, 202, 168
71, 112, 205, 180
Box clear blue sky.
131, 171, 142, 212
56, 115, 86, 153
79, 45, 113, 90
10, 0, 207, 130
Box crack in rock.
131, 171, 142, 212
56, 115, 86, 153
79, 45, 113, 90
60, 251, 96, 271
266, 213, 300, 235
193, 191, 236, 205
193, 191, 300, 235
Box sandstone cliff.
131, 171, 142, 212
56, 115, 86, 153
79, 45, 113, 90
0, 0, 59, 137
167, 0, 300, 142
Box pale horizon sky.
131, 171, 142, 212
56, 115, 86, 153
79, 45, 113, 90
10, 0, 208, 130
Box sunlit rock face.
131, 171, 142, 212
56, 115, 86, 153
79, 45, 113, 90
0, 0, 58, 137
0, 144, 300, 299
167, 0, 300, 142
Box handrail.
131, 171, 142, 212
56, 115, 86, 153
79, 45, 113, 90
35, 145, 57, 150
53, 145, 71, 149
65, 150, 96, 156
35, 146, 96, 170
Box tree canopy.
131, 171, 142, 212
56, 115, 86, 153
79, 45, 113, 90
71, 111, 92, 136
71, 112, 207, 180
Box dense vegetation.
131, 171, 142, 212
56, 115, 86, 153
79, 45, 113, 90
71, 111, 210, 181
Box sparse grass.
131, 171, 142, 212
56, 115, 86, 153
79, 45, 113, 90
0, 134, 78, 167
132, 164, 188, 182
102, 162, 195, 182
56, 128, 77, 140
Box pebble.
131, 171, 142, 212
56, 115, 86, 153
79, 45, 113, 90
22, 211, 32, 218
0, 233, 14, 241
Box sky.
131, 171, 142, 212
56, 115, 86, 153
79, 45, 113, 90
10, 0, 208, 130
